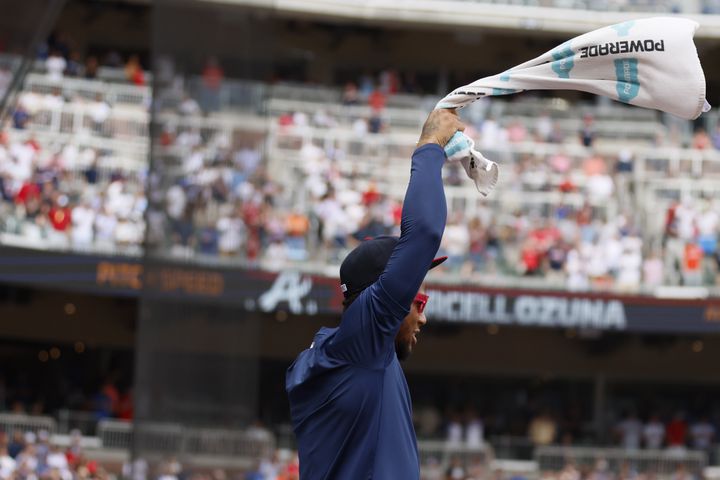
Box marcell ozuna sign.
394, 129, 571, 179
424, 289, 627, 330
2, 246, 720, 333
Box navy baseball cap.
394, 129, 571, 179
339, 235, 447, 298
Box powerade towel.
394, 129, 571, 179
438, 17, 711, 195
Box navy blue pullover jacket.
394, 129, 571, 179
286, 144, 447, 479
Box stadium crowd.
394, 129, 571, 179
0, 429, 113, 480
3, 61, 720, 292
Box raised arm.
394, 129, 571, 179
326, 110, 464, 365
378, 109, 464, 309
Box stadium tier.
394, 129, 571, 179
3, 70, 720, 296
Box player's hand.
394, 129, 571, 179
416, 109, 465, 149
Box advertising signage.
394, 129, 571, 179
1, 247, 719, 334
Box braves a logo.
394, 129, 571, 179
258, 271, 317, 314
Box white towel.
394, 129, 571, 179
439, 17, 711, 195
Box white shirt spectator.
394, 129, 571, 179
46, 449, 68, 470
643, 255, 664, 286
617, 248, 642, 288
217, 216, 244, 254
166, 185, 187, 220
587, 174, 614, 200
616, 416, 643, 449
46, 54, 66, 82
603, 235, 623, 273
447, 419, 463, 445
179, 96, 201, 116
644, 419, 666, 449
90, 100, 111, 125
441, 223, 470, 258
60, 143, 79, 170
566, 248, 589, 291
116, 217, 143, 245
72, 204, 96, 247
16, 447, 38, 472
479, 118, 508, 149
42, 92, 65, 110
292, 111, 309, 127
675, 201, 697, 241
586, 243, 609, 278
690, 420, 716, 449
183, 149, 204, 175
465, 418, 484, 447
535, 114, 553, 141
234, 147, 261, 175
0, 451, 16, 479
9, 142, 35, 182
18, 92, 43, 114
95, 210, 118, 246
176, 129, 202, 148
122, 458, 148, 480
698, 208, 718, 236
315, 196, 347, 243
352, 118, 368, 136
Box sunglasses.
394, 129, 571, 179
413, 293, 429, 314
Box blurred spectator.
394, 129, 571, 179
124, 55, 145, 86
84, 56, 99, 79
689, 415, 715, 451
445, 456, 466, 480
643, 414, 665, 449
465, 409, 484, 448
528, 410, 557, 446
446, 412, 464, 445
201, 57, 224, 112
666, 412, 688, 450
580, 114, 596, 147
615, 411, 643, 450
642, 251, 664, 287
342, 82, 360, 105
45, 50, 66, 83
0, 447, 15, 478
692, 129, 711, 150
367, 85, 386, 112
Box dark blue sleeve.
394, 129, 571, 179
378, 143, 447, 308
326, 144, 447, 366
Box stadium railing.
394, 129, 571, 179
0, 412, 57, 437
535, 445, 708, 476
7, 128, 149, 169
18, 100, 149, 143
23, 73, 150, 107
97, 419, 276, 459
57, 409, 104, 436
418, 439, 494, 468
265, 98, 427, 129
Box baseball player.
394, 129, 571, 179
286, 109, 464, 479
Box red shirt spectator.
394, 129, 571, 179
49, 205, 72, 231
362, 183, 381, 206
124, 55, 145, 86
521, 244, 542, 274
203, 58, 224, 90
117, 390, 134, 421
278, 112, 294, 127
15, 182, 41, 205
684, 243, 703, 271
666, 415, 688, 446
368, 89, 386, 112
559, 178, 576, 193
25, 138, 41, 152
